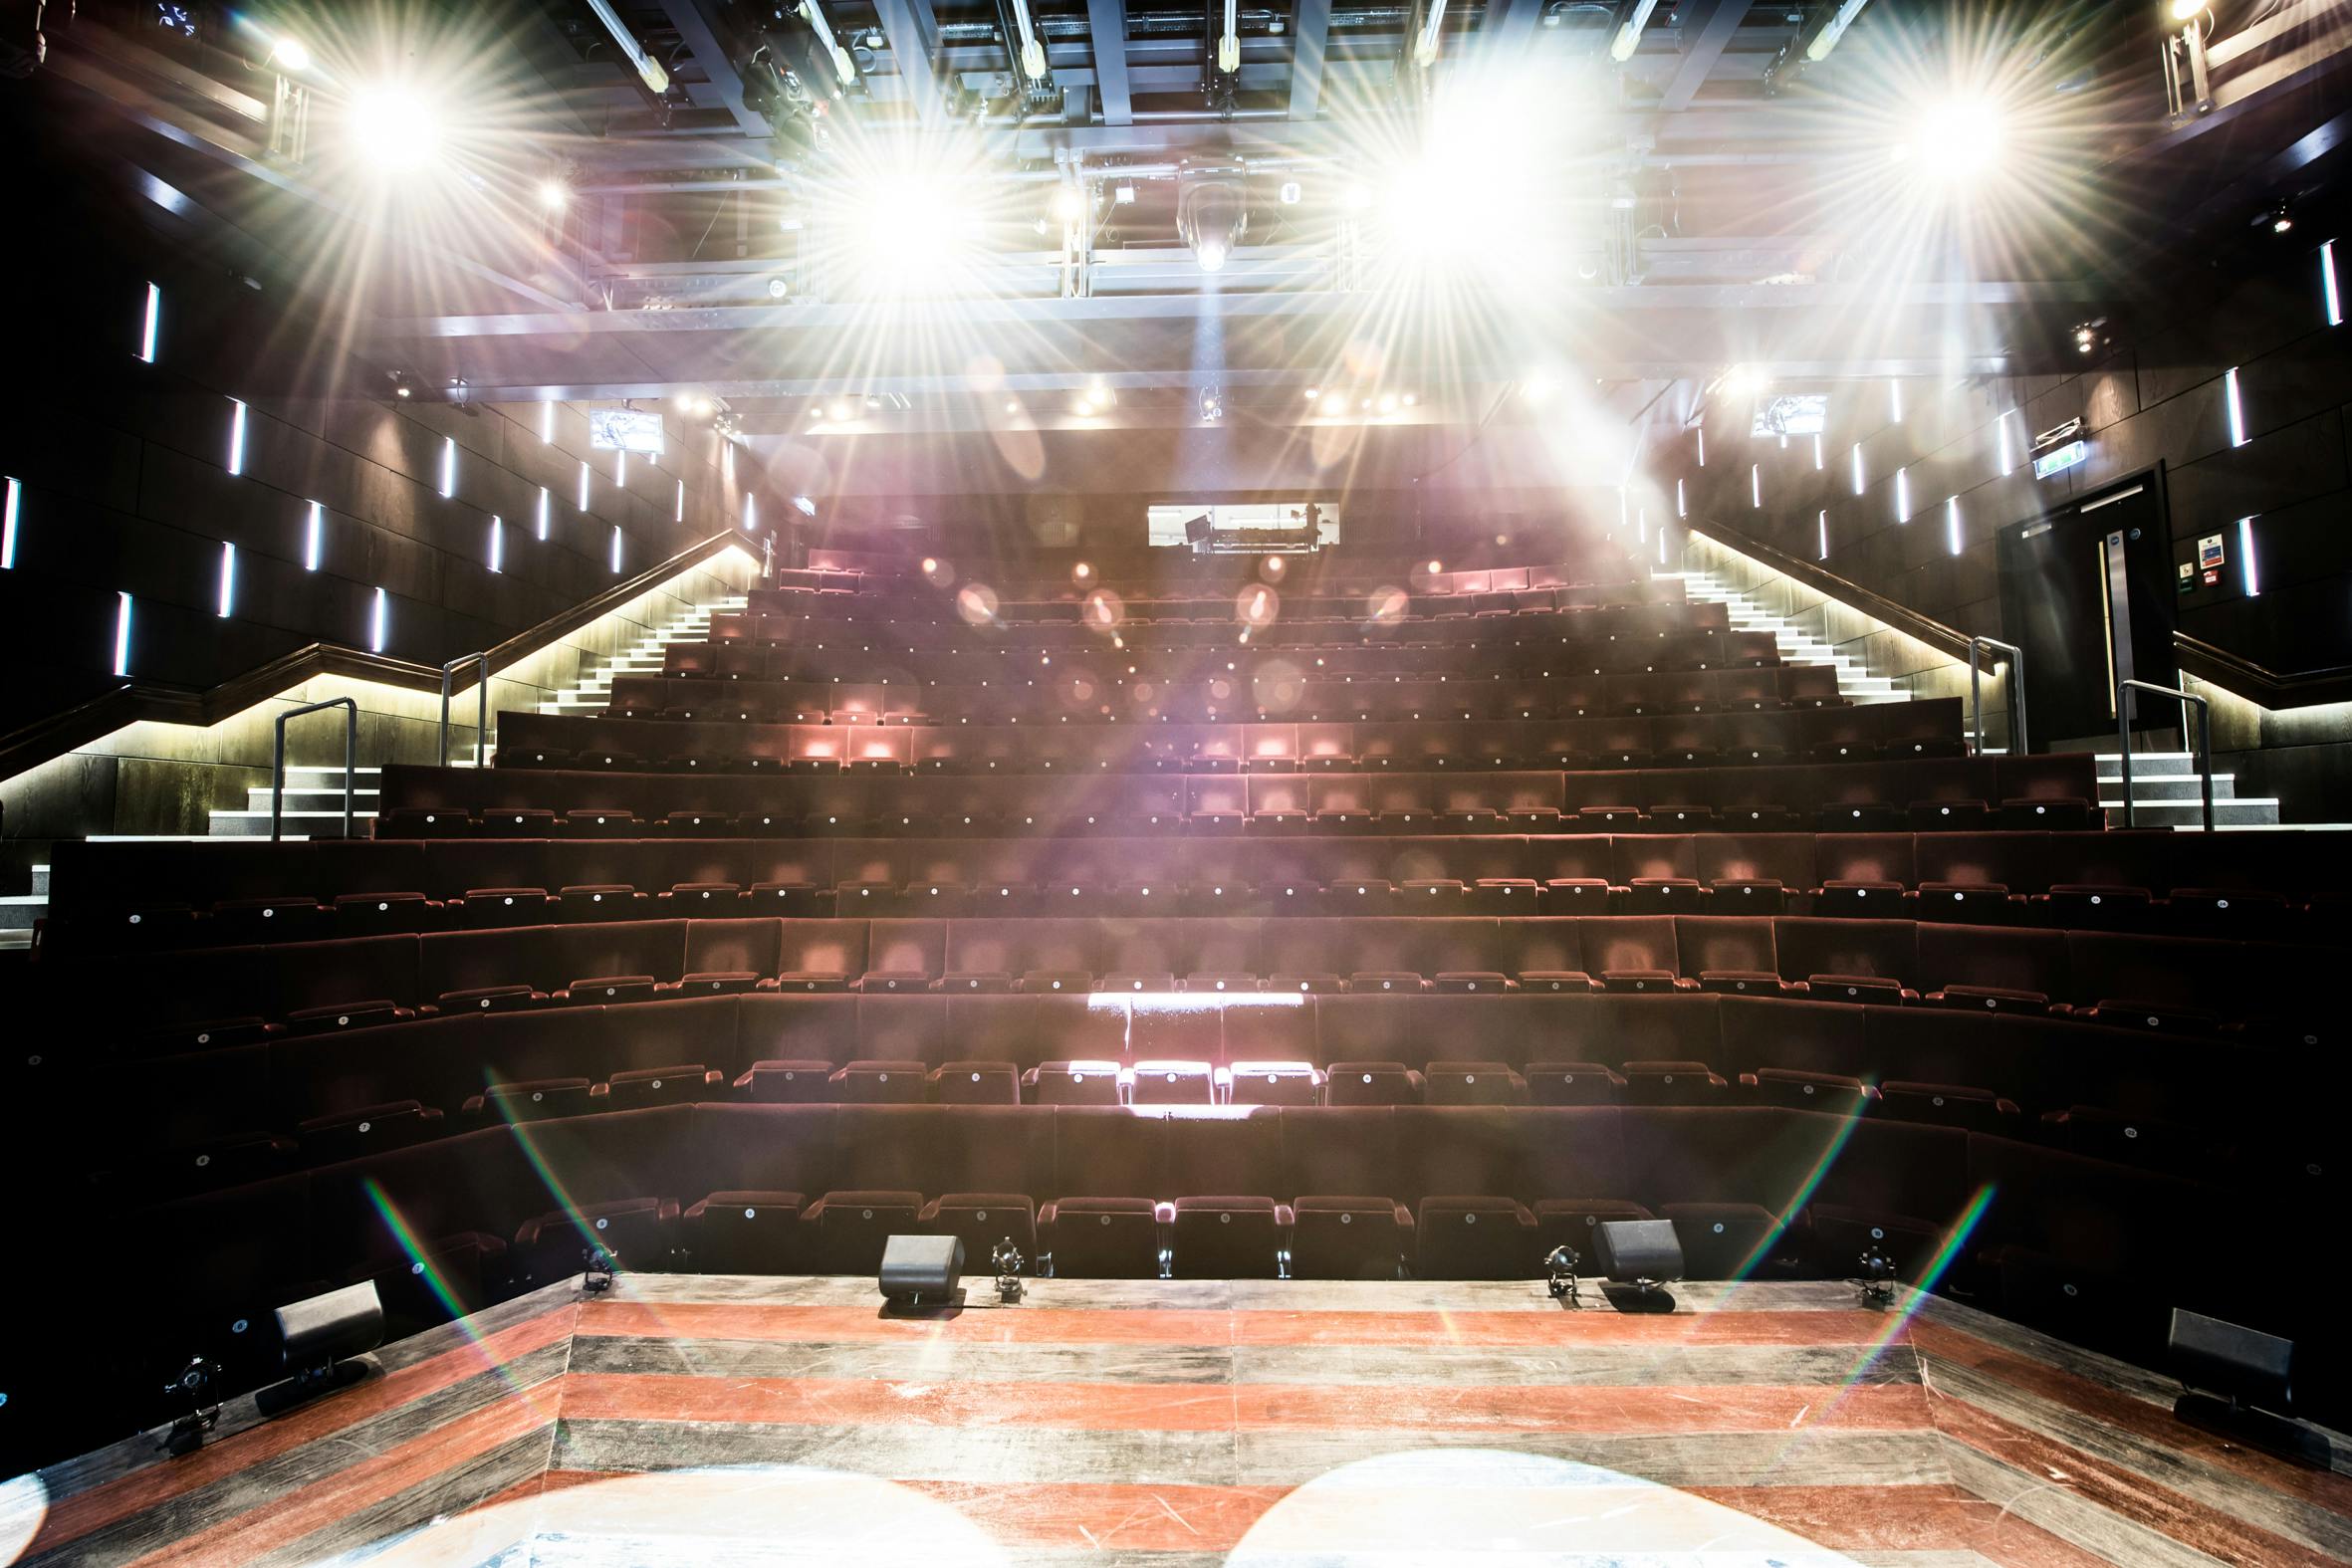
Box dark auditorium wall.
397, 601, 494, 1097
1673, 232, 2352, 811
0, 182, 751, 744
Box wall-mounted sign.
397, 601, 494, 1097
2198, 532, 2227, 570
589, 407, 666, 453
2178, 560, 2196, 593
2031, 438, 2088, 479
1751, 394, 1828, 437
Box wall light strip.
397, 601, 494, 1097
1888, 378, 1904, 423
2323, 239, 2341, 328
578, 460, 591, 512
1945, 495, 1963, 557
541, 400, 556, 443
1657, 526, 1668, 565
615, 449, 628, 487
1812, 433, 1824, 471
1617, 487, 1628, 533
138, 283, 160, 363
304, 501, 324, 571
1749, 463, 1761, 508
370, 586, 388, 652
674, 478, 685, 524
1, 476, 18, 569
1696, 427, 1706, 467
743, 494, 758, 532
1996, 410, 2014, 476
1675, 477, 1686, 518
536, 486, 551, 541
2225, 366, 2246, 447
227, 398, 248, 477
216, 541, 236, 618
438, 436, 457, 499
609, 524, 623, 573
2239, 516, 2259, 596
1817, 510, 1829, 560
114, 592, 133, 676
1850, 443, 1865, 496
488, 515, 504, 574
1895, 466, 1911, 522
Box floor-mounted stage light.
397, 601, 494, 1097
254, 1281, 384, 1418
880, 1234, 964, 1314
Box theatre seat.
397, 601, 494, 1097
1803, 1206, 1947, 1284
603, 1065, 726, 1106
1324, 1061, 1426, 1105
465, 1078, 594, 1122
1024, 1060, 1123, 1105
1289, 1196, 1412, 1280
1879, 1081, 2020, 1131
1620, 1060, 1728, 1104
1663, 1203, 1788, 1279
1415, 1196, 1538, 1279
928, 1060, 1021, 1104
1042, 1197, 1163, 1277
803, 1189, 924, 1273
295, 1101, 443, 1163
1423, 1061, 1527, 1105
513, 1197, 678, 1286
922, 1194, 1038, 1270
1742, 1068, 1877, 1115
1531, 1200, 1653, 1265
1225, 1061, 1323, 1106
1170, 1196, 1287, 1278
681, 1191, 805, 1273
1525, 1062, 1624, 1105
831, 1059, 930, 1103
734, 1059, 837, 1103
1129, 1060, 1217, 1105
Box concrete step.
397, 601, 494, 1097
2097, 796, 2280, 827
244, 786, 383, 811
209, 809, 376, 838
0, 894, 47, 931
2098, 775, 2239, 803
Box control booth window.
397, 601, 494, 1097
1148, 502, 1340, 549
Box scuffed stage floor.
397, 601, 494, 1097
18, 1276, 2350, 1565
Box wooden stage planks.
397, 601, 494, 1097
17, 1277, 2351, 1566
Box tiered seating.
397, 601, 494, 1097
19, 539, 2347, 1441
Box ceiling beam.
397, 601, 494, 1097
657, 0, 777, 136
1086, 0, 1134, 125
1658, 0, 1747, 112
871, 0, 951, 125
1289, 0, 1332, 120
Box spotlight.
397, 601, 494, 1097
269, 37, 313, 73
538, 178, 569, 211
347, 86, 440, 172
1196, 239, 1229, 272
828, 401, 849, 421
1853, 1244, 1897, 1307
767, 275, 790, 298
992, 1238, 1025, 1303
1593, 1219, 1683, 1313
1902, 98, 2005, 183
1320, 391, 1345, 414
1177, 171, 1247, 274
1279, 180, 1301, 204
672, 392, 696, 412
1052, 185, 1086, 224
1523, 371, 1555, 402
1402, 392, 1417, 406
1544, 1244, 1582, 1306
2260, 202, 2293, 235
386, 370, 413, 400
1199, 388, 1224, 421
2169, 0, 2205, 18
1378, 393, 1397, 413
1304, 386, 1319, 400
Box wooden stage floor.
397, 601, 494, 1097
15, 1276, 2350, 1566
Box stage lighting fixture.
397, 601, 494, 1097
269, 37, 312, 73
254, 1281, 383, 1417
2170, 1309, 2328, 1463
1903, 99, 2004, 183
538, 178, 569, 211
1544, 1244, 1582, 1305
2261, 202, 2293, 235
1593, 1219, 1682, 1312
1177, 172, 1248, 274
347, 86, 440, 172
1113, 181, 1137, 204
828, 401, 849, 422
386, 370, 412, 400
161, 1355, 226, 1456
1853, 1243, 1897, 1306
767, 275, 790, 298
1321, 391, 1345, 414
1280, 180, 1301, 204
992, 1239, 1026, 1302
2169, 0, 2205, 18
1052, 185, 1086, 224
1608, 0, 1660, 61
879, 1234, 964, 1308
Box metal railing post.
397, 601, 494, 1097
439, 652, 491, 767
272, 696, 356, 841
1966, 635, 2028, 757
2115, 678, 2214, 832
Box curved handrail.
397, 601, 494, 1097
2172, 630, 2352, 710
272, 697, 355, 842
439, 653, 491, 768
1967, 635, 2028, 757
0, 531, 751, 784
2117, 678, 2214, 832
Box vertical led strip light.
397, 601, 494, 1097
1812, 433, 1824, 471
578, 460, 591, 511
1945, 496, 1963, 556
438, 436, 457, 499
615, 449, 628, 487
536, 486, 552, 541
744, 494, 758, 532
1996, 410, 2014, 476
1696, 427, 1707, 467
114, 592, 133, 676
1849, 443, 1865, 495
1894, 467, 1911, 522
227, 399, 248, 476
304, 501, 324, 571
216, 542, 236, 617
1888, 379, 1904, 423
540, 401, 557, 443
370, 587, 388, 652
2225, 366, 2247, 447
137, 283, 160, 362
1749, 464, 1761, 508
2239, 517, 2259, 596
674, 478, 685, 524
1675, 478, 1686, 518
488, 516, 505, 574
1817, 510, 1829, 560
2323, 239, 2341, 328
609, 524, 623, 573
1, 476, 19, 569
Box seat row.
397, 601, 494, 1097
661, 629, 1780, 682
742, 577, 1685, 626
48, 830, 2348, 951
99, 1102, 2326, 1434
57, 913, 2330, 1055
505, 705, 1947, 779
603, 667, 1843, 726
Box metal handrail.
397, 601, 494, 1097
272, 697, 356, 842
439, 653, 490, 767
2116, 679, 2214, 832
1967, 636, 2028, 757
